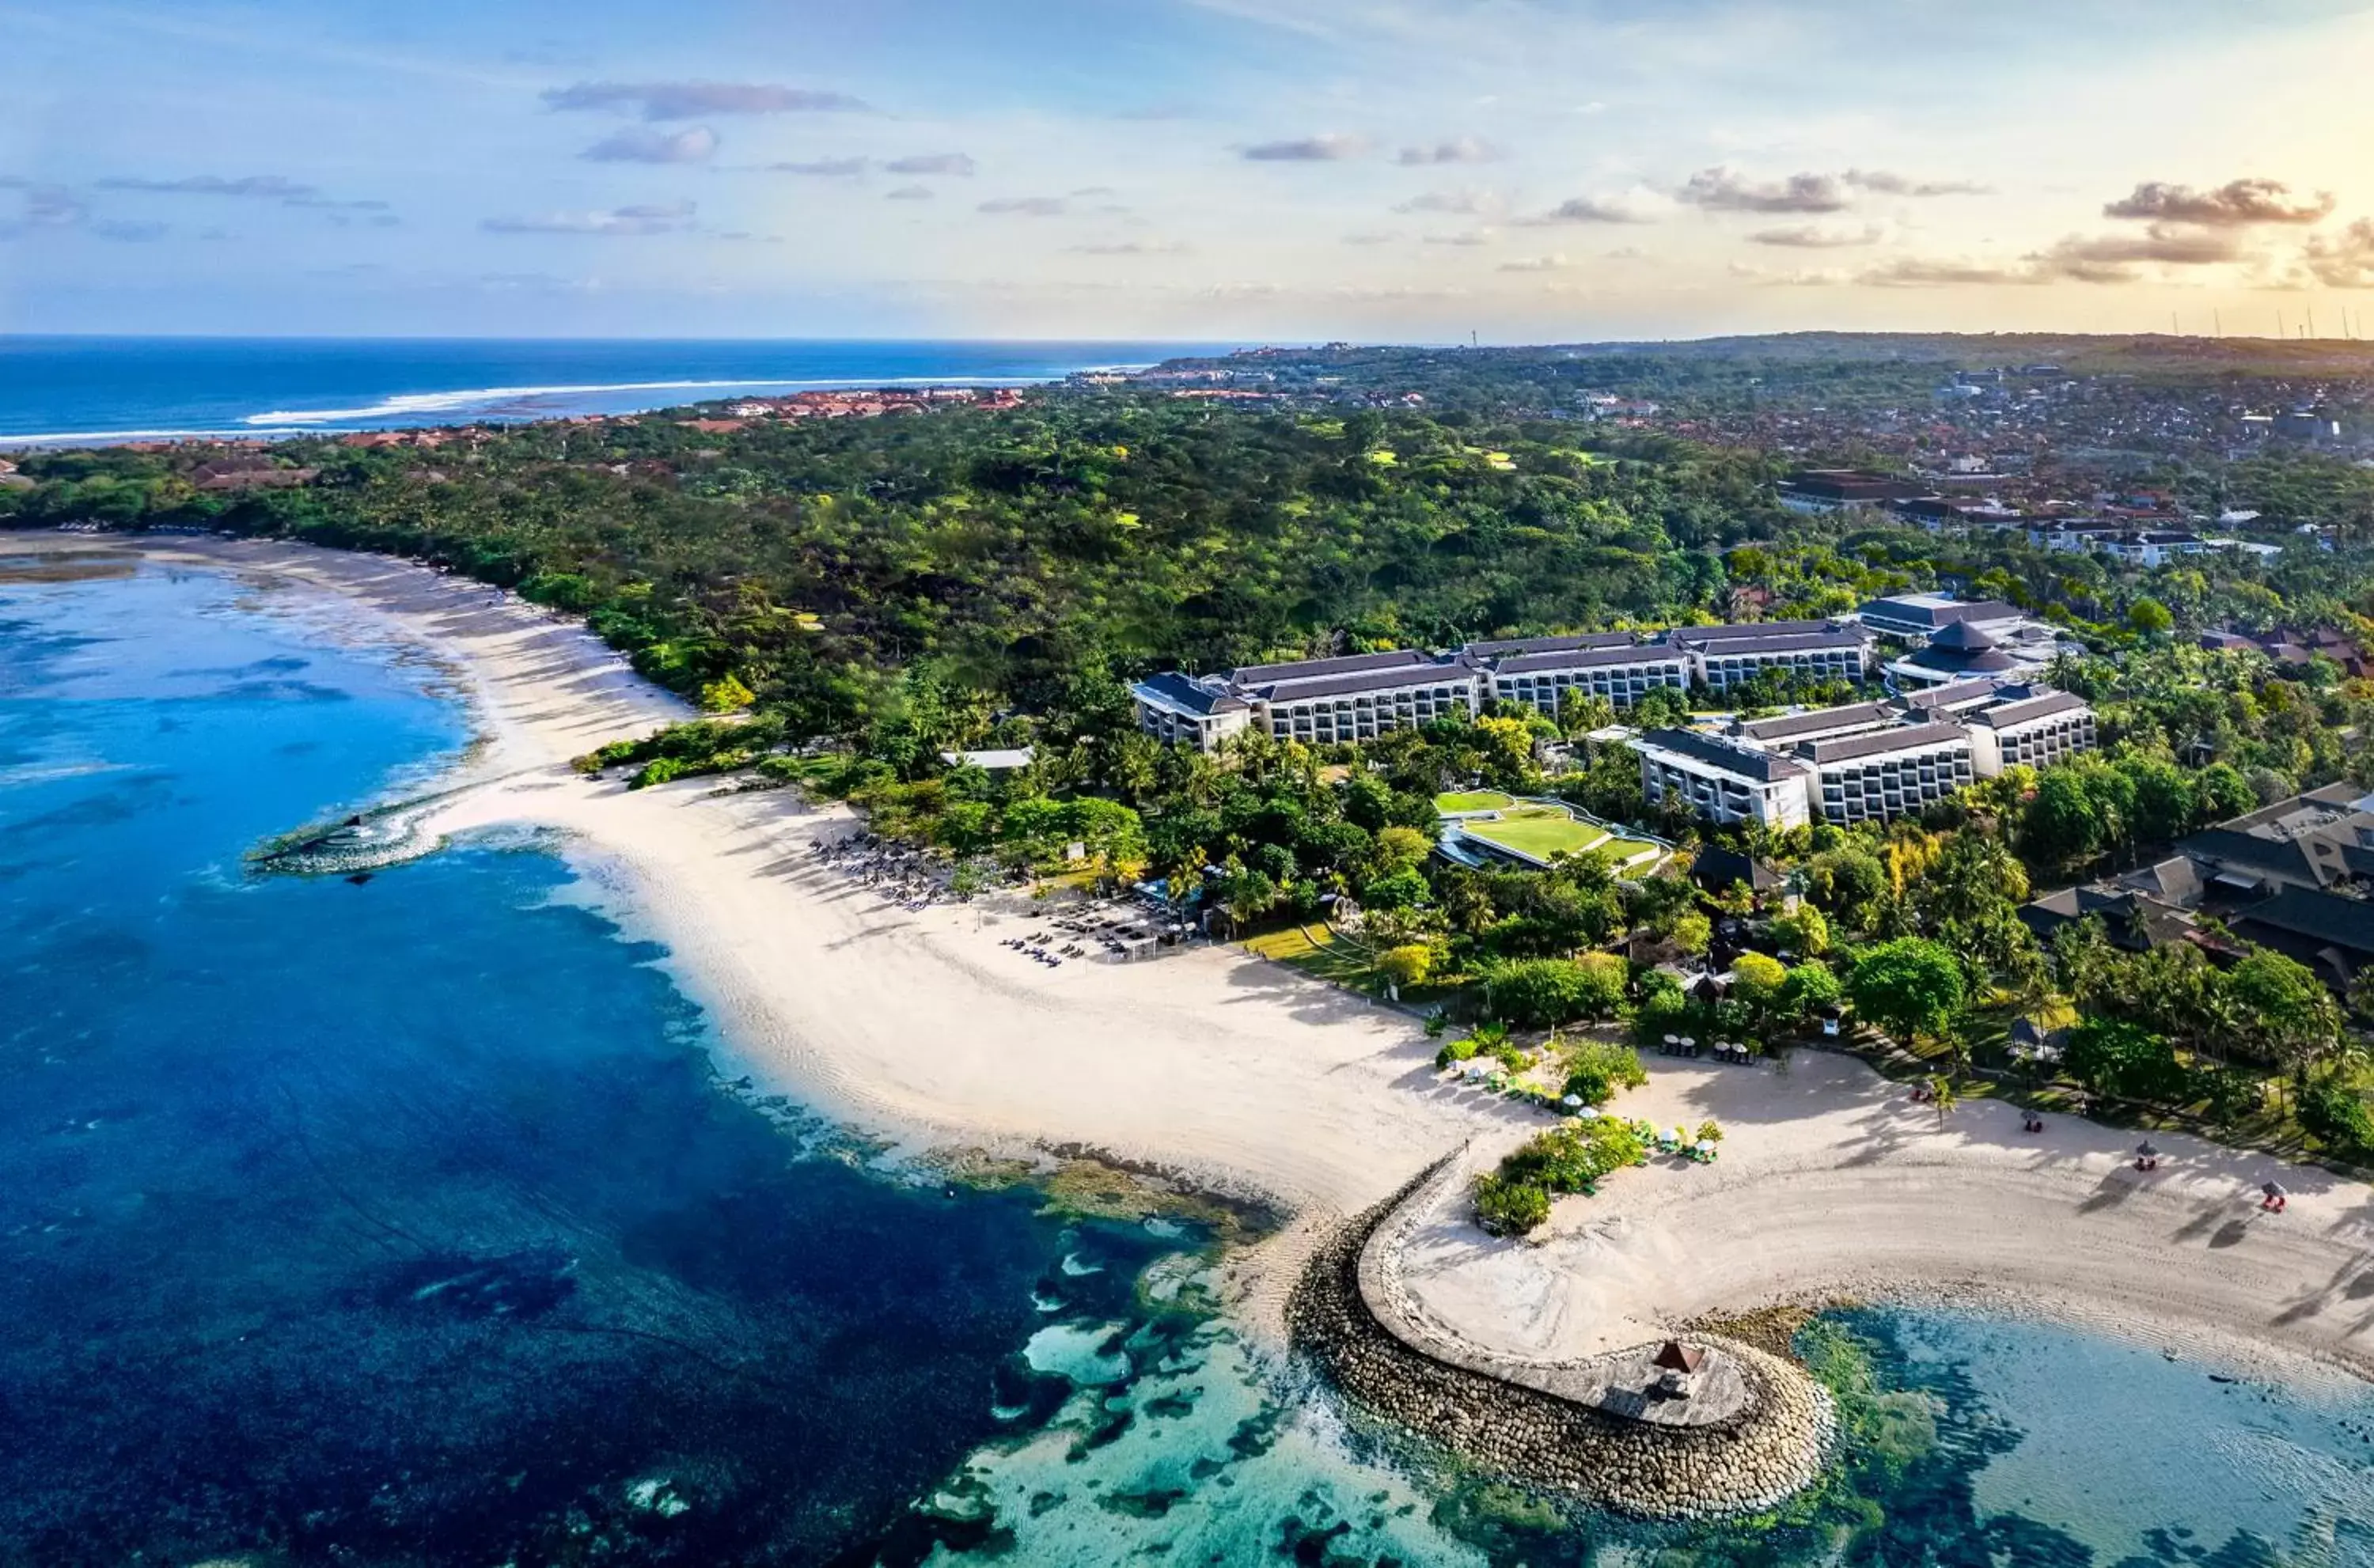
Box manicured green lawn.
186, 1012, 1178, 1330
1435, 790, 1517, 813
1463, 807, 1611, 861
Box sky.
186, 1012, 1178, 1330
6, 0, 2374, 342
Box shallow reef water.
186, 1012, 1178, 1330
9, 553, 2374, 1568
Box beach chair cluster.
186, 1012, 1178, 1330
1001, 904, 1165, 967
810, 832, 954, 912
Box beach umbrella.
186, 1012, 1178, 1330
1678, 1036, 1696, 1047
2137, 1140, 2160, 1158
1663, 1033, 1678, 1046
2262, 1180, 2287, 1200
1667, 1127, 1686, 1143
1561, 1093, 1583, 1108
1693, 1140, 1714, 1153
1575, 1106, 1601, 1119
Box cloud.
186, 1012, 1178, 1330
1498, 252, 1578, 271
98, 174, 317, 199
285, 195, 393, 211
1841, 169, 1990, 198
1856, 256, 2042, 288
91, 218, 167, 243
1422, 229, 1495, 246
1240, 133, 1371, 161
1748, 222, 1886, 248
542, 81, 870, 119
2300, 218, 2374, 288
884, 152, 977, 176
1341, 231, 1394, 245
2025, 226, 2247, 282
979, 195, 1070, 216
1678, 167, 1849, 214
2103, 177, 2334, 226
1519, 192, 1661, 225
17, 185, 87, 227
582, 125, 719, 164
1396, 137, 1500, 165
772, 157, 870, 176
886, 185, 935, 201
1394, 187, 1503, 217
481, 200, 696, 236
1071, 239, 1191, 256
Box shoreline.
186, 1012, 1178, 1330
14, 528, 2374, 1399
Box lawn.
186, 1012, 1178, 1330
1462, 805, 1612, 862
1436, 790, 1517, 813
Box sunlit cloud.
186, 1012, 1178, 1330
2103, 177, 2334, 226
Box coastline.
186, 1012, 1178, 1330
15, 529, 2374, 1398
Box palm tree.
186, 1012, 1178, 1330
1928, 1073, 1959, 1127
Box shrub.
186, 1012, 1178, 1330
1561, 1038, 1647, 1104
2194, 1064, 2265, 1126
1434, 1036, 1481, 1070
1473, 1176, 1551, 1237
1488, 956, 1625, 1028
1696, 1119, 1723, 1144
2300, 1082, 2374, 1157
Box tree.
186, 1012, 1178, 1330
2126, 597, 2174, 636
1848, 937, 1967, 1046
2063, 1017, 2187, 1103
1771, 903, 1830, 958
2225, 948, 2343, 1077
2193, 762, 2255, 825
1729, 951, 1788, 1021
1360, 864, 1432, 911
1778, 960, 1843, 1023
1926, 1073, 1959, 1127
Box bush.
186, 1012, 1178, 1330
2194, 1064, 2266, 1126
1488, 955, 1626, 1028
1473, 1176, 1552, 1237
1561, 1038, 1648, 1104
2300, 1082, 2374, 1157
1434, 1035, 1481, 1070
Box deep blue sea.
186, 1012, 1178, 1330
6, 543, 2374, 1566
0, 336, 1236, 445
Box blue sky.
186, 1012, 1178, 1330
5, 0, 2374, 339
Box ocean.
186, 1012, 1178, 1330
0, 336, 1236, 445
6, 543, 2374, 1566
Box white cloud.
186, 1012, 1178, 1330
582, 126, 719, 164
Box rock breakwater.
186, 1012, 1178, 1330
1287, 1158, 1834, 1520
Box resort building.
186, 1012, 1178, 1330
1629, 683, 2096, 828
1855, 592, 2027, 642
1633, 728, 1814, 830
1477, 636, 1693, 718
1133, 616, 1871, 748
1800, 723, 1976, 826
1668, 623, 1870, 693
1128, 672, 1253, 752
1962, 689, 2096, 774
1241, 658, 1483, 745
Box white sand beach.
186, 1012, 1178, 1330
19, 530, 2374, 1381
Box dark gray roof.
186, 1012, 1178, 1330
1132, 672, 1246, 716
1667, 619, 1851, 648
1733, 701, 1896, 744
1246, 663, 1479, 703
1902, 643, 2021, 675
1693, 629, 1869, 657
2232, 887, 2374, 954
1900, 677, 2010, 712
1229, 649, 1432, 685
1495, 643, 1688, 676
1633, 727, 1811, 782
1974, 691, 2090, 728
1690, 845, 1783, 892
1928, 620, 2001, 652
1797, 722, 1971, 765
1858, 596, 2024, 631
1464, 631, 1638, 658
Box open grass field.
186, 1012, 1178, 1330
1462, 804, 1610, 860
1460, 804, 1665, 867
1435, 790, 1517, 814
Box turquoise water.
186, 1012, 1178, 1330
9, 547, 2374, 1566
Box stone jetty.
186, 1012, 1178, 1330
1287, 1156, 1834, 1520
